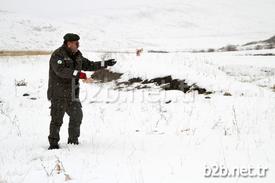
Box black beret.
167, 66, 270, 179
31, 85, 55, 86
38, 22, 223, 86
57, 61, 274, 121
63, 33, 80, 42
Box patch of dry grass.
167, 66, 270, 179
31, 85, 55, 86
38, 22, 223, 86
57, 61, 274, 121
0, 50, 52, 56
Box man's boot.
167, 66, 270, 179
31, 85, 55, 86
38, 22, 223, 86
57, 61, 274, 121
67, 138, 79, 145
48, 144, 60, 150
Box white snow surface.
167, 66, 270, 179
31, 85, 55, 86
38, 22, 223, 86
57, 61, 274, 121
0, 51, 275, 182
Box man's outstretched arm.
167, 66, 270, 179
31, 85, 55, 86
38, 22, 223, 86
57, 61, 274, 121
81, 56, 117, 71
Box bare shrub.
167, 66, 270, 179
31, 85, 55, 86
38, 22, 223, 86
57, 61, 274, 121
255, 45, 263, 50
207, 48, 215, 52
224, 45, 238, 51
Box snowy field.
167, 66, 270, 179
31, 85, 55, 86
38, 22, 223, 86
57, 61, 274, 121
1, 0, 275, 182
1, 51, 275, 183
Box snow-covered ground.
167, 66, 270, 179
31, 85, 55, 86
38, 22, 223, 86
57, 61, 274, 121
1, 0, 275, 182
1, 51, 275, 183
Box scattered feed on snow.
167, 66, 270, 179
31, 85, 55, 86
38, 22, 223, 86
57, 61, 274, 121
90, 69, 123, 82
116, 75, 212, 95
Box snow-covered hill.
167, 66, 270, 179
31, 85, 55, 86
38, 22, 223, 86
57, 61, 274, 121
1, 0, 275, 51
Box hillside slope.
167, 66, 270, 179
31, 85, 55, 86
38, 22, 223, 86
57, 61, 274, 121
1, 0, 275, 51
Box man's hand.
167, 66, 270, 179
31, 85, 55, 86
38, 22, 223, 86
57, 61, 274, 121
104, 59, 117, 67
83, 77, 94, 83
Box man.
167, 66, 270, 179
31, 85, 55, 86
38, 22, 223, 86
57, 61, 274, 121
47, 33, 116, 150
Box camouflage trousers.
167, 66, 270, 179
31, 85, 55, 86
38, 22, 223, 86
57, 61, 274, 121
48, 98, 83, 145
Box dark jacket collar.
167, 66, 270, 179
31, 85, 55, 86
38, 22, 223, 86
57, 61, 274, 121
61, 44, 82, 60
61, 44, 74, 57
